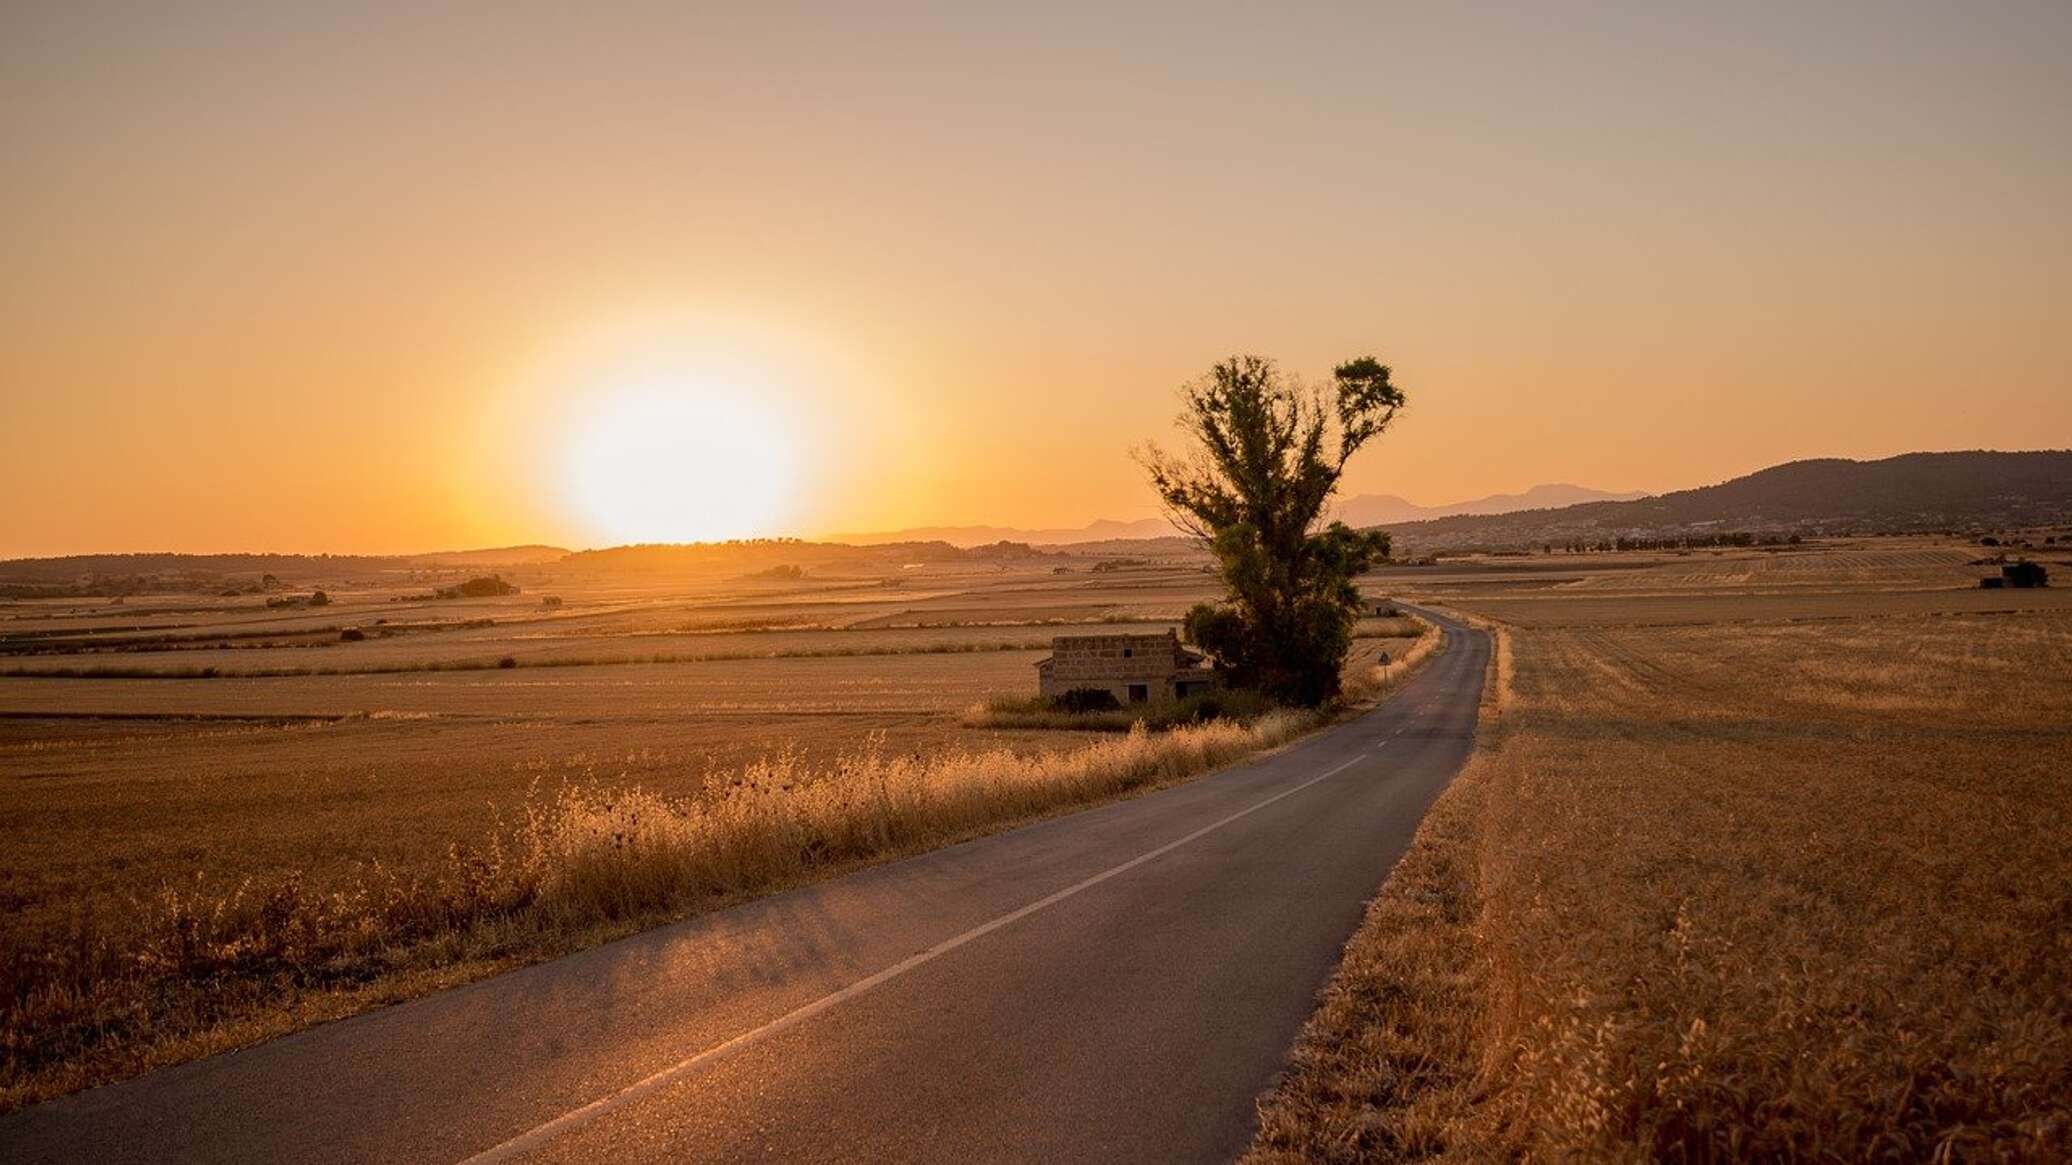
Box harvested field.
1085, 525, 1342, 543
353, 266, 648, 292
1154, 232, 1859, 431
1432, 579, 2072, 628
15, 556, 1461, 1111
1250, 548, 2072, 1162
0, 565, 1224, 959
2, 707, 1322, 1112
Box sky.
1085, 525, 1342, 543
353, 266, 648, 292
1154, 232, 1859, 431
3, 1, 2069, 556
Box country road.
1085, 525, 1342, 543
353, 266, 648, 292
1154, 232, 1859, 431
1, 609, 1488, 1165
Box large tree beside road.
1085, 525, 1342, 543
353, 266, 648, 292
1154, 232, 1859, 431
1140, 354, 1406, 706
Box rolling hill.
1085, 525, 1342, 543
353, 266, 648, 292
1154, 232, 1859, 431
1382, 451, 2072, 551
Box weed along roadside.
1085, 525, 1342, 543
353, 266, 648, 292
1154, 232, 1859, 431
0, 619, 1446, 1113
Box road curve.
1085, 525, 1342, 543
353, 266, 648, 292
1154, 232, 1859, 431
1, 609, 1488, 1165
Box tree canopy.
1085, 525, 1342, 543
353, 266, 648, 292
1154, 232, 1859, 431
1140, 354, 1406, 705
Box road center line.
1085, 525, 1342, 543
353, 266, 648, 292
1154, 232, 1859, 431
456, 752, 1372, 1165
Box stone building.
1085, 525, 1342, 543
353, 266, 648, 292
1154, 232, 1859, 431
1035, 630, 1215, 705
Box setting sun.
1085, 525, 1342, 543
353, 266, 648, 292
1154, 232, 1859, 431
558, 383, 802, 545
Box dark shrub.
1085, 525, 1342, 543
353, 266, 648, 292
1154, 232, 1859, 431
497, 656, 518, 669
1155, 686, 1273, 729
448, 576, 518, 598
339, 628, 365, 642
2002, 561, 2049, 588
1054, 688, 1123, 713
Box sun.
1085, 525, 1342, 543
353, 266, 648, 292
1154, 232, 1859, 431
559, 383, 802, 545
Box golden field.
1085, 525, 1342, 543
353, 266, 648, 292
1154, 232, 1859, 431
0, 548, 1431, 1111
1, 562, 1209, 942
9, 531, 2063, 1139
1249, 536, 2072, 1162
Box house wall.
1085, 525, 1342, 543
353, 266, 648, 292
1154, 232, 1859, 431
1036, 632, 1212, 703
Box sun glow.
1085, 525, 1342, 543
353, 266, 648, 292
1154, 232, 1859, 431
559, 384, 802, 545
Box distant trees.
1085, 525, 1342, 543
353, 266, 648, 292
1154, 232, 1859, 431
1554, 531, 1806, 554
1140, 354, 1405, 706
435, 576, 518, 599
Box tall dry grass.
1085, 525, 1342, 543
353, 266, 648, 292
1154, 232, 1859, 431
1339, 615, 1440, 705
3, 712, 1313, 1111
1248, 609, 2071, 1162
1355, 615, 1428, 640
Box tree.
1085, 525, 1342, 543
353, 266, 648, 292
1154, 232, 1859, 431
1139, 354, 1406, 705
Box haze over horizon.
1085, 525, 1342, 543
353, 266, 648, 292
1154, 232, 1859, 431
6, 2, 2069, 558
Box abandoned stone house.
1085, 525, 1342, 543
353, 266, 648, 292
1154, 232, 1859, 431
1035, 630, 1216, 704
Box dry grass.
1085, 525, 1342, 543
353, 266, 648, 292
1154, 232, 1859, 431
1354, 615, 1428, 640
1248, 606, 2071, 1162
2, 710, 1315, 1112
0, 649, 1097, 957
1337, 617, 1439, 706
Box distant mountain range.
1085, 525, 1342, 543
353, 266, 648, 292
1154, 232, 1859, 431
1333, 483, 1648, 527
1382, 451, 2072, 551
829, 484, 1646, 547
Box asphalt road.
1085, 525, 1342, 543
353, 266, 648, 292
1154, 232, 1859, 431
1, 609, 1488, 1165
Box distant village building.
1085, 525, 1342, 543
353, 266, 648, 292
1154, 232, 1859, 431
1035, 630, 1215, 705
1985, 561, 2049, 589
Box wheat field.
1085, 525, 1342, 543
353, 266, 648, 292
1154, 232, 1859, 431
1, 556, 1441, 1112
1249, 578, 2071, 1161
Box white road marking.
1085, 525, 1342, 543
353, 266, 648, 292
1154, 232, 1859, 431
456, 752, 1372, 1165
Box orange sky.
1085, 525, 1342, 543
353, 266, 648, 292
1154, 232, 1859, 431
4, 3, 2069, 556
